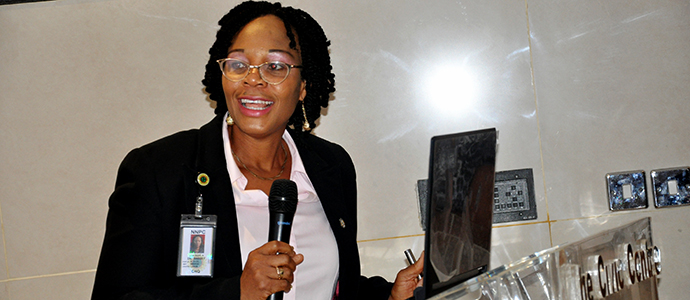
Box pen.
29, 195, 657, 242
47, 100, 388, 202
404, 249, 423, 280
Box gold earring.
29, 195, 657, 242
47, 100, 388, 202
301, 102, 310, 131
226, 114, 234, 126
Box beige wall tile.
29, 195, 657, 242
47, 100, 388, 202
0, 282, 9, 300
6, 271, 95, 300
315, 0, 546, 239
490, 223, 551, 268
529, 0, 690, 220
651, 207, 690, 300
358, 235, 425, 282
0, 228, 7, 281
0, 0, 213, 279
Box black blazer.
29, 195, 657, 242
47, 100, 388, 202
92, 114, 392, 300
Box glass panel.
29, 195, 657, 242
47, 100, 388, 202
428, 218, 659, 300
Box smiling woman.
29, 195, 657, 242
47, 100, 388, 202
91, 1, 423, 300
221, 14, 307, 162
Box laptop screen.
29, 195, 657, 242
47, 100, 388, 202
422, 128, 496, 298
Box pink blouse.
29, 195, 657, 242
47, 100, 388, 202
222, 117, 340, 299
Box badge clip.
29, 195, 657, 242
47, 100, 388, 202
195, 194, 203, 218
178, 172, 216, 277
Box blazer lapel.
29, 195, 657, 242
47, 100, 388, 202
191, 115, 243, 277
292, 132, 362, 299
292, 132, 357, 247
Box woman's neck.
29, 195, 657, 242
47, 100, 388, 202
228, 125, 292, 194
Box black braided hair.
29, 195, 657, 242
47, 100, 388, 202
202, 1, 335, 133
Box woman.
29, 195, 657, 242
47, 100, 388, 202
92, 2, 422, 300
190, 235, 204, 253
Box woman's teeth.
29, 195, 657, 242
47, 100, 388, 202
241, 99, 273, 110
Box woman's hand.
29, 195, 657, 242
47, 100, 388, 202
389, 252, 424, 300
240, 241, 304, 300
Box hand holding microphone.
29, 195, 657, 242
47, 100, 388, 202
239, 179, 302, 300
267, 179, 299, 300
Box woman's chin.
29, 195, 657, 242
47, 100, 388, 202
232, 121, 286, 138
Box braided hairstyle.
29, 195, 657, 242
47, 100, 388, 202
202, 1, 335, 133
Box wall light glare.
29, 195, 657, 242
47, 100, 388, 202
422, 63, 478, 115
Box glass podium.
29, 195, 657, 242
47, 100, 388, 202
426, 218, 661, 300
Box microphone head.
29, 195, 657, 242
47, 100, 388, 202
268, 179, 298, 214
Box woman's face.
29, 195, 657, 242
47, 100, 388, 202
223, 15, 306, 138
193, 236, 202, 247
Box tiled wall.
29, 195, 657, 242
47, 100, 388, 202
1, 0, 687, 299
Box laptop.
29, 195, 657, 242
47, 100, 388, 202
419, 128, 497, 299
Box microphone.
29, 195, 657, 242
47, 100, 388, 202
267, 179, 298, 300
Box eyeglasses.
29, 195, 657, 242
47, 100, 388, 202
217, 58, 303, 85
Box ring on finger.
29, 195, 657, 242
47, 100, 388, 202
276, 266, 284, 280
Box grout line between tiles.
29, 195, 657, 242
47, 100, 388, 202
356, 212, 652, 244
492, 220, 549, 228
523, 0, 553, 248
357, 234, 424, 244
548, 209, 655, 224
0, 269, 96, 283
0, 201, 8, 280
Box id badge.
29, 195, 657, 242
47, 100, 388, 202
177, 214, 217, 277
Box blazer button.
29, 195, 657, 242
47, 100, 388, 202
339, 218, 346, 228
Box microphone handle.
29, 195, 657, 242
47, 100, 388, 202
267, 213, 293, 300
268, 213, 293, 243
